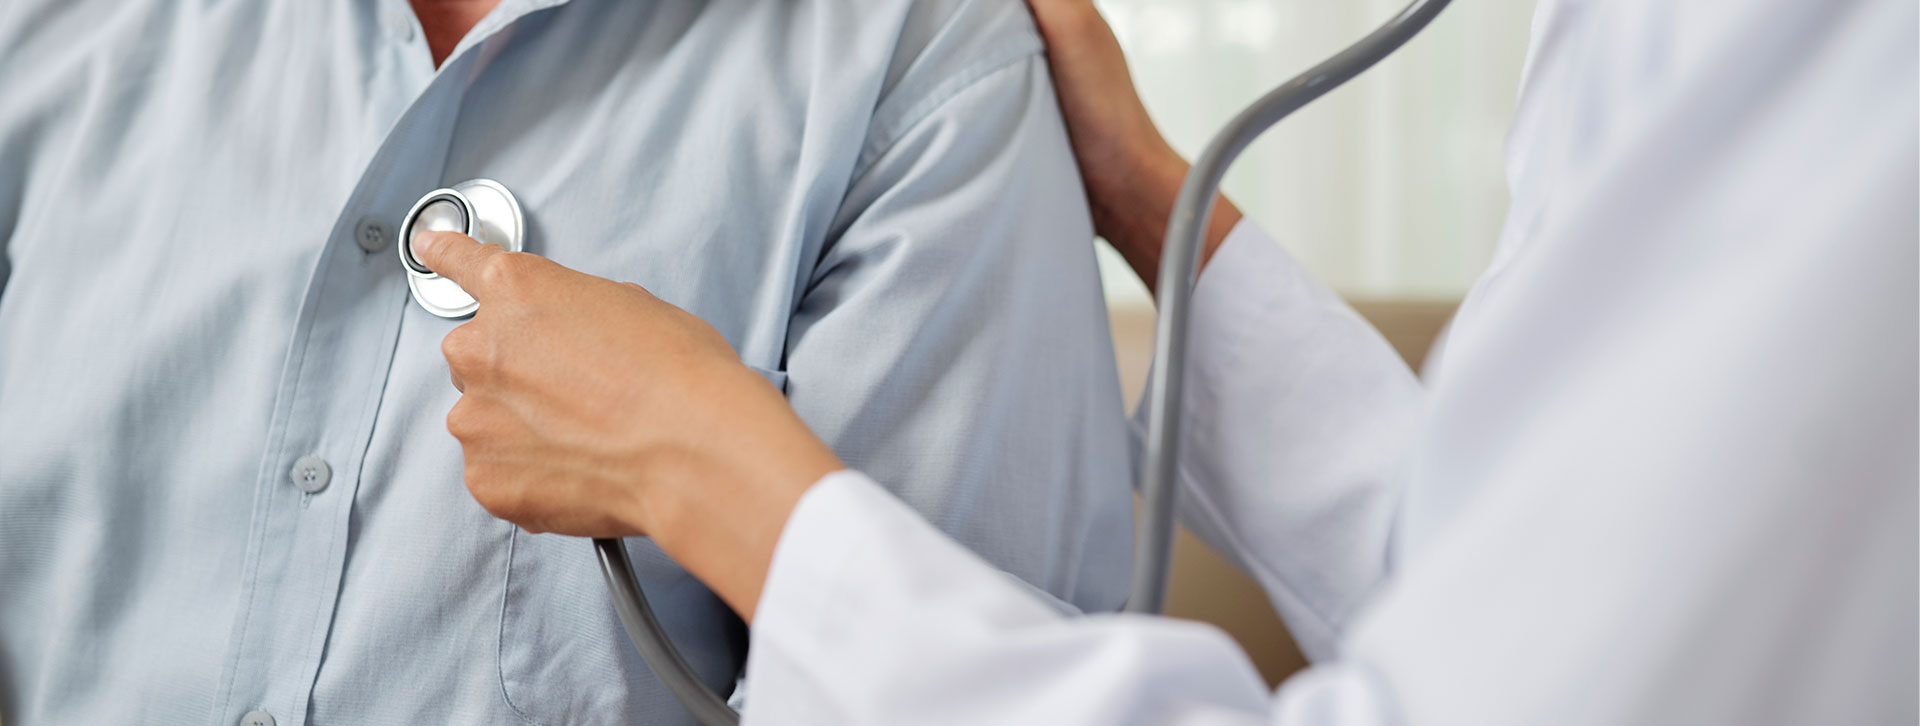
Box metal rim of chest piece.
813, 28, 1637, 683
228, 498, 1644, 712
398, 178, 525, 318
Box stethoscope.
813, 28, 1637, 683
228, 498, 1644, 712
398, 0, 1449, 720
397, 178, 525, 318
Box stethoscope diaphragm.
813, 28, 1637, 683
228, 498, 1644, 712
398, 178, 524, 318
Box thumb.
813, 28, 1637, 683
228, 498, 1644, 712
411, 230, 507, 295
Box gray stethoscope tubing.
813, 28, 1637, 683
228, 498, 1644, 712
403, 2, 1451, 722
594, 538, 743, 724
1128, 0, 1452, 614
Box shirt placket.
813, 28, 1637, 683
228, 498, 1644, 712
209, 9, 519, 725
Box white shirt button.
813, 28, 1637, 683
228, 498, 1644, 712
355, 218, 389, 254
290, 455, 331, 494
240, 710, 276, 726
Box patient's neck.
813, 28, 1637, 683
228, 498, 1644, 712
411, 0, 501, 67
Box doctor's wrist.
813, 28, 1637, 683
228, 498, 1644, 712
630, 369, 845, 619
1096, 150, 1244, 296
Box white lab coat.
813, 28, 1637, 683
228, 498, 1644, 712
740, 0, 1918, 723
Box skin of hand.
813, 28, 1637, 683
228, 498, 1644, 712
1025, 0, 1243, 291
412, 230, 844, 620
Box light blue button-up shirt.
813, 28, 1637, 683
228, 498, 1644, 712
0, 1, 1133, 723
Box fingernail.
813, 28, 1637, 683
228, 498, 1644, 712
410, 231, 438, 265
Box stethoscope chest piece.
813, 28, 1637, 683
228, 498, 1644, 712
399, 178, 524, 318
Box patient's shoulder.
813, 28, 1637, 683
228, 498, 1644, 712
822, 0, 1050, 169
875, 0, 1046, 103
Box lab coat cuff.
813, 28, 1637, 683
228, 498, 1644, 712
1136, 218, 1401, 660
1139, 218, 1301, 438
1182, 220, 1316, 414
1195, 220, 1302, 327
756, 469, 876, 638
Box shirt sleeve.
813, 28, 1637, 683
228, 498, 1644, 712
781, 50, 1133, 612
1133, 221, 1423, 659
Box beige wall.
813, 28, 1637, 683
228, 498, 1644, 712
1110, 299, 1456, 686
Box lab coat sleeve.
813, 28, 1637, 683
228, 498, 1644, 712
782, 48, 1133, 612
1133, 222, 1423, 660
744, 469, 1283, 726
743, 221, 1419, 725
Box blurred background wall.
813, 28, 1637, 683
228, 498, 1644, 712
1094, 0, 1539, 685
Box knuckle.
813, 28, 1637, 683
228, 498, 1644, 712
477, 253, 518, 290
442, 323, 505, 379
441, 324, 477, 365
464, 463, 509, 514
478, 251, 537, 292
445, 400, 485, 440
475, 478, 529, 523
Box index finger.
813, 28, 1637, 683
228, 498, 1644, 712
411, 230, 506, 293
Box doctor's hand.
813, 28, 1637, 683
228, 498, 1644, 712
1026, 0, 1242, 291
412, 231, 844, 618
